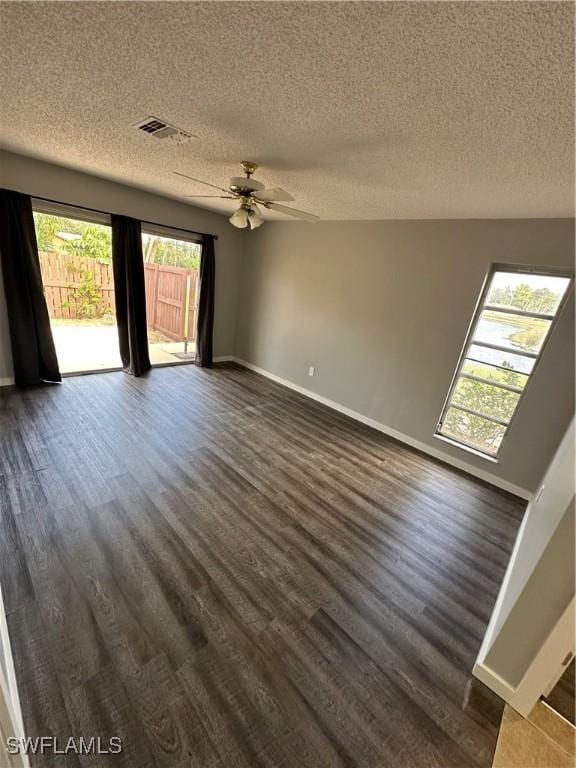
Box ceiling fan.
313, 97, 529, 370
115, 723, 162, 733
174, 161, 319, 229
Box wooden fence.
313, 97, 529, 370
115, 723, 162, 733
40, 252, 115, 320
144, 263, 198, 342
39, 252, 198, 342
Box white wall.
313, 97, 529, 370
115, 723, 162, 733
483, 499, 574, 688
475, 418, 575, 689
0, 150, 245, 381
478, 419, 575, 659
235, 220, 575, 494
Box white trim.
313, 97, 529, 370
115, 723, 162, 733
472, 661, 516, 702
473, 600, 575, 719
142, 222, 202, 245
476, 420, 575, 666
542, 658, 572, 699
0, 585, 29, 768
0, 377, 15, 388
475, 493, 540, 664
32, 198, 110, 226
213, 355, 235, 363
509, 597, 575, 717
229, 357, 531, 500
434, 433, 499, 463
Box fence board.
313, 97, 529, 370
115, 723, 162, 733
39, 252, 114, 319
39, 252, 197, 340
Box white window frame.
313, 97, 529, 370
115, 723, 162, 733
435, 263, 573, 462
32, 199, 111, 227
141, 222, 202, 247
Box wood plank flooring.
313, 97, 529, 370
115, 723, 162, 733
0, 363, 525, 767
544, 660, 575, 726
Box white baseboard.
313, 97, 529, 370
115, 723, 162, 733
229, 356, 532, 501
213, 355, 235, 363
0, 376, 14, 387
472, 661, 516, 702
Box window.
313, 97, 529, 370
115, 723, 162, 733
436, 265, 572, 459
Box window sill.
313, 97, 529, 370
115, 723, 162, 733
433, 432, 500, 464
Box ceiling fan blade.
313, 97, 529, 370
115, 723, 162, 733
173, 171, 230, 194
254, 187, 294, 202
183, 195, 237, 199
264, 202, 319, 221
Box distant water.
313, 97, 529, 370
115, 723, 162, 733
470, 317, 535, 373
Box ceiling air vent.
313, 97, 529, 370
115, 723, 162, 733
133, 116, 195, 144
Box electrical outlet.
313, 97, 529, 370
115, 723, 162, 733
308, 366, 315, 377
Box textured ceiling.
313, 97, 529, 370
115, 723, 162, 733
0, 1, 574, 220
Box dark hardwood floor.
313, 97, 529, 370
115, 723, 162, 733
544, 660, 575, 726
0, 363, 525, 767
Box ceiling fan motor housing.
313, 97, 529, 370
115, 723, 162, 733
229, 176, 265, 194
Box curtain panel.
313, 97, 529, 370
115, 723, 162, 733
111, 214, 151, 376
0, 188, 61, 386
195, 234, 215, 367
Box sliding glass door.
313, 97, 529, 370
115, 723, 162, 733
33, 206, 202, 374
141, 227, 201, 366
33, 206, 122, 374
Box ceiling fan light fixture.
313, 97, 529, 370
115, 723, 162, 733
248, 208, 264, 229
229, 207, 249, 228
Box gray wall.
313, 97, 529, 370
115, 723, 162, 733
0, 150, 244, 382
2, 150, 574, 494
235, 220, 575, 493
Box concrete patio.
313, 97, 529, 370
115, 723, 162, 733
51, 322, 195, 374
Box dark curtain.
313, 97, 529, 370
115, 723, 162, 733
111, 214, 151, 376
0, 189, 61, 387
195, 234, 215, 367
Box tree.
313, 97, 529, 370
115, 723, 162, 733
65, 225, 112, 262
489, 286, 513, 307
34, 212, 61, 252
34, 213, 201, 270
444, 361, 524, 451
62, 267, 109, 318
488, 282, 559, 314
142, 235, 200, 269
511, 283, 535, 311
34, 213, 112, 262
529, 287, 557, 314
